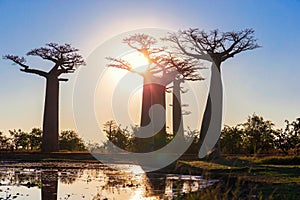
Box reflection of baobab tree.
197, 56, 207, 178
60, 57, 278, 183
3, 43, 85, 152
145, 172, 166, 198
41, 170, 58, 200
166, 28, 260, 156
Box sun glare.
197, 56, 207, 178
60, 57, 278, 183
122, 52, 149, 73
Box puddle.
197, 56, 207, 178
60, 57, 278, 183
0, 162, 218, 199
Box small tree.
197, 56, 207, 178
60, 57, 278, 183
103, 120, 131, 151
9, 129, 29, 150
59, 130, 86, 151
220, 125, 243, 154
0, 131, 11, 150
242, 114, 275, 154
4, 43, 85, 152
28, 128, 42, 151
274, 118, 300, 155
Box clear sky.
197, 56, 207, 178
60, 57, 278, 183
0, 0, 299, 138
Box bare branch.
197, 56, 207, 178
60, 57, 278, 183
20, 68, 48, 77
58, 78, 68, 82
3, 54, 47, 77
106, 57, 143, 76
4, 43, 85, 78
166, 54, 205, 82
166, 28, 260, 64
27, 43, 85, 74
3, 54, 28, 68
108, 33, 205, 86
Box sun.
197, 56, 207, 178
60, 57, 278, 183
121, 51, 149, 73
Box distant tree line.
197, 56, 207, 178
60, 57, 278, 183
220, 113, 300, 155
0, 129, 86, 152
95, 114, 300, 156
3, 113, 298, 156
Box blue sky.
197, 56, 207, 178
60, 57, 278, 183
0, 0, 299, 136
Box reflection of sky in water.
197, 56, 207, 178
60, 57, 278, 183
0, 163, 217, 199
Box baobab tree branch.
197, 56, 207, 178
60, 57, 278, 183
165, 31, 211, 61
27, 48, 58, 63
3, 54, 28, 68
57, 67, 75, 76
220, 29, 260, 61
3, 54, 48, 77
106, 57, 143, 76
20, 68, 48, 77
169, 28, 260, 66
27, 43, 85, 68
123, 34, 157, 52
166, 32, 202, 58
166, 54, 205, 82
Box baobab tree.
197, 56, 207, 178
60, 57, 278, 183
3, 43, 85, 152
107, 34, 179, 150
108, 34, 205, 150
167, 56, 204, 137
166, 28, 260, 156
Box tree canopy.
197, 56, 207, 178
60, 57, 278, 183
166, 28, 260, 64
3, 43, 85, 79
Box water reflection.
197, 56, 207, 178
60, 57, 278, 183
41, 170, 57, 200
0, 163, 217, 199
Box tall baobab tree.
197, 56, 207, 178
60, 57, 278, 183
107, 34, 179, 150
166, 28, 260, 156
3, 43, 85, 152
108, 34, 199, 150
167, 56, 204, 137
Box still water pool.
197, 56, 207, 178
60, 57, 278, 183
0, 162, 217, 200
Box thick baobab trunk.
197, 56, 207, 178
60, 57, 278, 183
42, 75, 59, 152
172, 80, 184, 137
137, 72, 178, 151
198, 62, 222, 158
138, 81, 166, 151
140, 83, 166, 128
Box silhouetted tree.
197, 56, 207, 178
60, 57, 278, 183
274, 118, 300, 155
107, 34, 202, 151
184, 128, 201, 154
0, 131, 11, 150
28, 128, 42, 150
103, 120, 131, 151
4, 43, 85, 152
242, 114, 275, 154
166, 28, 260, 156
107, 34, 179, 150
108, 34, 176, 127
167, 56, 203, 137
220, 125, 243, 154
9, 129, 29, 150
59, 130, 86, 151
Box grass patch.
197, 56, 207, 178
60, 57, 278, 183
174, 156, 300, 200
